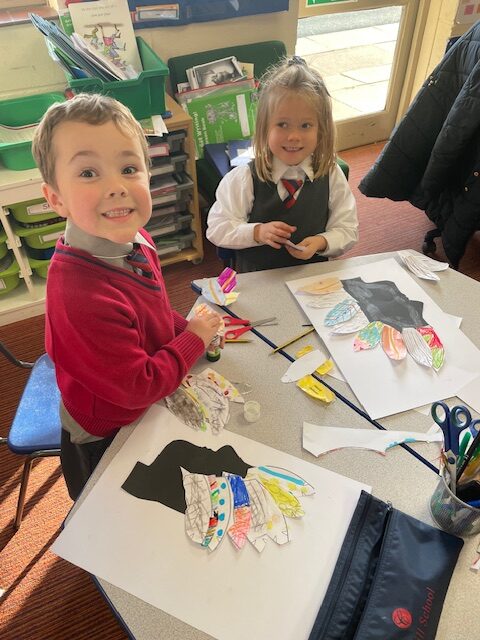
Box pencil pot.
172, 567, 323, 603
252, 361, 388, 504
429, 467, 480, 536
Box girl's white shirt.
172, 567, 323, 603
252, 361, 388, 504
206, 155, 358, 257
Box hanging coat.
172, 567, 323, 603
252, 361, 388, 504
359, 21, 480, 268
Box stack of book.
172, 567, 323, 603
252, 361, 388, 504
176, 56, 258, 159
30, 0, 142, 82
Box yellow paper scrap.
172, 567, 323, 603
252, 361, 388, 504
297, 375, 335, 403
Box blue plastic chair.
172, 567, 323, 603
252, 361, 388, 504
0, 342, 61, 529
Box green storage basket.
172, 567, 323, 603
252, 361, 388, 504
28, 256, 51, 279
13, 219, 66, 249
0, 92, 66, 171
9, 197, 57, 224
68, 37, 168, 120
0, 256, 20, 296
0, 228, 7, 260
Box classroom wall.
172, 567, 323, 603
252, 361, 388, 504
0, 1, 299, 102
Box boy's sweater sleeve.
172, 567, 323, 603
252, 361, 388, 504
206, 165, 257, 248
320, 165, 359, 258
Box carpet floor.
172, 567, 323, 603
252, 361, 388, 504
1, 142, 479, 639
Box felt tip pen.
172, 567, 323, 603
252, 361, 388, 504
466, 499, 480, 508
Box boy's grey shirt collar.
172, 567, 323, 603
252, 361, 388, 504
64, 220, 155, 265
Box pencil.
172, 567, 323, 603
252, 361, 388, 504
225, 339, 252, 343
269, 327, 315, 354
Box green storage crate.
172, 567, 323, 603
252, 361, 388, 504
0, 255, 20, 296
68, 37, 168, 120
0, 228, 7, 260
0, 92, 66, 171
9, 197, 57, 224
28, 256, 51, 279
13, 219, 66, 249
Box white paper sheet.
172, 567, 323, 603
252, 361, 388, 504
281, 349, 327, 382
52, 405, 369, 640
286, 259, 480, 419
302, 422, 443, 457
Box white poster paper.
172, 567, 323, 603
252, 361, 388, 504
286, 259, 480, 419
52, 405, 369, 640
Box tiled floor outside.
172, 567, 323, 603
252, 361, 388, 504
296, 20, 400, 121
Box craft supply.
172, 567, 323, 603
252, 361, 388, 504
206, 334, 221, 362
270, 327, 315, 354
225, 339, 252, 343
431, 401, 472, 495
223, 315, 277, 340
244, 400, 261, 423
457, 429, 480, 482
429, 467, 480, 536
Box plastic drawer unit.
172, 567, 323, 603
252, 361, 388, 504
155, 230, 196, 257
0, 252, 20, 295
145, 213, 192, 239
150, 152, 188, 178
13, 219, 66, 250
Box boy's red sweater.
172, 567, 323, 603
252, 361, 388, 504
45, 232, 204, 437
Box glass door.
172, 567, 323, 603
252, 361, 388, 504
297, 0, 419, 150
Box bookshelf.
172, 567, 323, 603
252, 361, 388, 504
0, 95, 203, 327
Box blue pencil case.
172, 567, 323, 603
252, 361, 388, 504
309, 491, 463, 640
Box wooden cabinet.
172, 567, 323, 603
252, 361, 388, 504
0, 95, 203, 327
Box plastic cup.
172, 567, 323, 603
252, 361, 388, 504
429, 467, 480, 536
243, 400, 261, 423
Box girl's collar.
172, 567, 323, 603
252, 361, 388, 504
271, 156, 314, 184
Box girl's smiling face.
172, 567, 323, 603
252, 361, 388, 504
42, 120, 152, 244
267, 92, 319, 166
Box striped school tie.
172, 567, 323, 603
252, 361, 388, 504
281, 178, 303, 208
126, 244, 153, 278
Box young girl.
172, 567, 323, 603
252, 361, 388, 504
206, 56, 358, 272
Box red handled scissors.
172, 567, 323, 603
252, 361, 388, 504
223, 316, 277, 340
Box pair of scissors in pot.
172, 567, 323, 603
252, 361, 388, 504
431, 401, 473, 495
223, 316, 277, 341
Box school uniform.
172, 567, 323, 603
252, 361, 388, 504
206, 156, 358, 272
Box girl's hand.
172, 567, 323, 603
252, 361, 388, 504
254, 221, 296, 249
286, 235, 327, 260
187, 312, 223, 348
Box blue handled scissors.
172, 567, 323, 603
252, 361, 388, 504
431, 401, 472, 494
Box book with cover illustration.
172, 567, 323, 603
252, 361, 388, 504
188, 56, 245, 90
183, 86, 258, 159
68, 0, 142, 77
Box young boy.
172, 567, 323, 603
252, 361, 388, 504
32, 93, 222, 500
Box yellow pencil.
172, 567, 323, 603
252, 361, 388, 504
225, 339, 252, 343
269, 327, 315, 354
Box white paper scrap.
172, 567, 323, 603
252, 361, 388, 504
398, 250, 449, 281
281, 349, 327, 383
302, 422, 443, 457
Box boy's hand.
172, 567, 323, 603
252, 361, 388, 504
285, 235, 327, 260
254, 221, 296, 249
187, 310, 223, 348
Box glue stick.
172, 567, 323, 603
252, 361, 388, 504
195, 303, 224, 362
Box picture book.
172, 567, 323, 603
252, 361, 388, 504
68, 0, 142, 77
183, 86, 258, 159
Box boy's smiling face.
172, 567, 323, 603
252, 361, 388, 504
42, 120, 151, 244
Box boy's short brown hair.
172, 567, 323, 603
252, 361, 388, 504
32, 93, 150, 187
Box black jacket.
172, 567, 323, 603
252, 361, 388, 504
359, 21, 480, 268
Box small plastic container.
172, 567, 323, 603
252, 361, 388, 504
155, 230, 195, 257
0, 228, 8, 260
0, 254, 20, 296
67, 37, 169, 120
429, 467, 480, 536
146, 213, 192, 238
0, 92, 66, 170
244, 400, 261, 423
9, 198, 56, 224
13, 219, 66, 249
28, 256, 51, 279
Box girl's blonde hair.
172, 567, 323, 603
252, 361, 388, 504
253, 57, 336, 182
32, 93, 150, 188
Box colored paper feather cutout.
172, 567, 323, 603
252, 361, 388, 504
417, 325, 445, 371
381, 324, 407, 360
402, 327, 433, 367
353, 321, 383, 351
324, 298, 360, 327
182, 471, 213, 545
330, 309, 369, 334
225, 473, 251, 549
296, 277, 342, 295
304, 291, 346, 308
